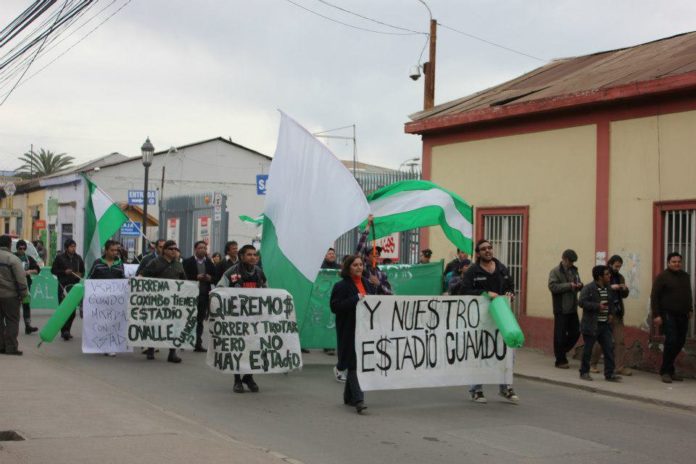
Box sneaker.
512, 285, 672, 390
590, 365, 600, 374
605, 374, 622, 382
233, 381, 245, 393
470, 390, 487, 404
499, 387, 519, 403
355, 401, 367, 414
661, 373, 673, 383
167, 353, 182, 363
243, 376, 260, 393
333, 366, 347, 383
671, 373, 684, 382
25, 326, 38, 335
580, 373, 593, 381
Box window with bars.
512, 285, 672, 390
662, 209, 696, 338
478, 208, 528, 315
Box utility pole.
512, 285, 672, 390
423, 18, 437, 110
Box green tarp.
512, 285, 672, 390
298, 260, 444, 349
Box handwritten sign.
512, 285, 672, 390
207, 288, 302, 374
82, 279, 132, 353
356, 295, 513, 391
127, 278, 198, 349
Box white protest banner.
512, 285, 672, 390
82, 279, 132, 353
207, 287, 303, 374
128, 277, 198, 349
124, 264, 138, 278
356, 295, 513, 391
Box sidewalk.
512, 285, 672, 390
513, 348, 696, 411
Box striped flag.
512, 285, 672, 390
366, 180, 473, 254
82, 174, 129, 269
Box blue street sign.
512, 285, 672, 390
256, 174, 268, 195
120, 221, 141, 236
127, 190, 156, 205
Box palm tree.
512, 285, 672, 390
15, 148, 75, 178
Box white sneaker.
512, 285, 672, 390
333, 366, 347, 383
470, 390, 487, 403
499, 387, 519, 403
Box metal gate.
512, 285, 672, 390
333, 170, 421, 264
159, 192, 229, 258
482, 214, 524, 314
662, 209, 696, 338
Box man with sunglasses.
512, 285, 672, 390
453, 239, 519, 404
136, 238, 166, 276
14, 240, 40, 334
141, 240, 186, 363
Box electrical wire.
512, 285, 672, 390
0, 0, 70, 106
314, 0, 426, 35
438, 22, 546, 62
282, 0, 423, 36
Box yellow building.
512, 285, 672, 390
406, 32, 696, 373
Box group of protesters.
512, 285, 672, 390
0, 221, 693, 414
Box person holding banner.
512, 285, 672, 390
183, 241, 216, 352
218, 244, 266, 393
454, 239, 519, 404
136, 239, 165, 276
356, 215, 392, 295
87, 240, 125, 279
14, 240, 40, 334
141, 240, 186, 363
330, 254, 383, 414
51, 239, 85, 341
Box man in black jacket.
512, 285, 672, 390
87, 240, 125, 279
183, 240, 216, 352
51, 239, 85, 341
548, 249, 583, 369
651, 252, 694, 383
578, 265, 622, 382
15, 240, 40, 334
454, 239, 518, 404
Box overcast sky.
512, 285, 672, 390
1, 0, 695, 172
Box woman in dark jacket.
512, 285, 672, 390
330, 254, 380, 414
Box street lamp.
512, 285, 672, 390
399, 157, 421, 173
141, 137, 154, 254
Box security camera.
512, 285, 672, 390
409, 65, 421, 81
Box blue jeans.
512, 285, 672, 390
580, 322, 615, 378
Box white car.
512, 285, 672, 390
10, 238, 45, 267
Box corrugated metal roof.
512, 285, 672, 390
410, 31, 696, 122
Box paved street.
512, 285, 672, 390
3, 312, 696, 464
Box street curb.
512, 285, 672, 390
515, 372, 695, 412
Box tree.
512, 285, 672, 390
15, 148, 75, 178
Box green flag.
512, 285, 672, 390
83, 174, 129, 269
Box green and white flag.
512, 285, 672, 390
262, 112, 369, 317
366, 180, 473, 254
239, 214, 264, 225
83, 174, 129, 269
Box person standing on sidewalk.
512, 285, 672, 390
578, 265, 622, 382
548, 249, 583, 369
651, 252, 694, 383
141, 240, 185, 363
0, 235, 29, 355
51, 239, 85, 341
183, 240, 216, 353
14, 240, 40, 334
453, 239, 519, 404
218, 244, 266, 393
590, 255, 630, 375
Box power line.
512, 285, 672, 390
437, 22, 546, 62
0, 0, 70, 106
314, 0, 426, 35
282, 0, 423, 36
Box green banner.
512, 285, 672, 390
298, 260, 444, 349
31, 267, 59, 310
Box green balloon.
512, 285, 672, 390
39, 283, 84, 344
487, 295, 525, 348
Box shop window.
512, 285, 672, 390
476, 207, 529, 315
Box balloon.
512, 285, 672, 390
38, 283, 84, 344
487, 295, 525, 348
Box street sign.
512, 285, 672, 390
3, 182, 16, 196
120, 221, 141, 236
127, 190, 156, 206
256, 174, 268, 195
